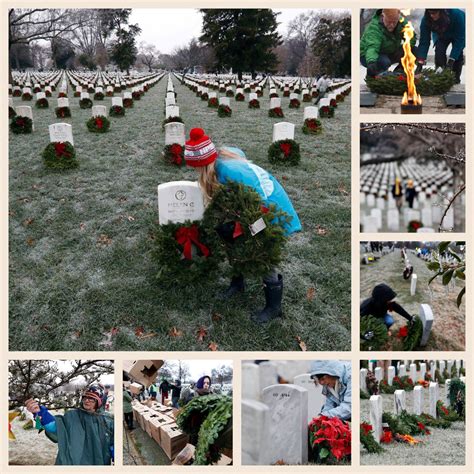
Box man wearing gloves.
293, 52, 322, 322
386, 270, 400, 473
310, 360, 352, 421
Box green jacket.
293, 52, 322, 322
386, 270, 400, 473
45, 409, 114, 465
360, 10, 416, 64
123, 390, 133, 414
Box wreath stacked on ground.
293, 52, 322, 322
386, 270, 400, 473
79, 98, 93, 109
123, 98, 133, 108
35, 98, 49, 109
268, 107, 284, 118
319, 105, 334, 118
42, 141, 78, 169
21, 92, 32, 101
106, 90, 114, 97
201, 181, 289, 278
162, 116, 184, 130
303, 93, 312, 102
162, 144, 184, 166
256, 89, 263, 97
268, 139, 301, 166
151, 219, 221, 286
365, 68, 455, 96
176, 395, 232, 465
217, 104, 232, 117
302, 118, 323, 135
407, 220, 423, 232
87, 86, 95, 93
289, 98, 301, 109
9, 106, 16, 119
109, 105, 125, 116
93, 91, 104, 100
235, 92, 245, 101
208, 97, 218, 108
55, 107, 71, 118
248, 99, 260, 109
10, 115, 33, 134
360, 315, 388, 350
86, 115, 110, 133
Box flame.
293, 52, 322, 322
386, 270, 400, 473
401, 21, 422, 106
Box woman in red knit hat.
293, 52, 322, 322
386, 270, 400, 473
184, 127, 301, 324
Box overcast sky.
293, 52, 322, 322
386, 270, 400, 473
129, 9, 329, 54
162, 359, 233, 380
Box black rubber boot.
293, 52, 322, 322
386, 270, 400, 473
220, 275, 245, 299
251, 275, 283, 324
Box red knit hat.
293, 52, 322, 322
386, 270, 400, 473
184, 128, 218, 167
82, 384, 104, 408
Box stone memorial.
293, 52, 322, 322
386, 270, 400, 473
258, 361, 278, 393
269, 98, 281, 109
413, 385, 423, 415
242, 363, 261, 401
92, 105, 107, 117
409, 363, 417, 382
293, 373, 325, 422
360, 368, 368, 392
369, 395, 383, 443
429, 382, 438, 417
419, 363, 426, 381
165, 122, 185, 146
57, 98, 69, 108
218, 97, 230, 107
303, 106, 319, 119
374, 367, 383, 382
249, 92, 258, 101
410, 273, 417, 296
16, 105, 34, 132
112, 97, 123, 107
444, 379, 451, 406
166, 105, 180, 118
157, 181, 205, 225
387, 366, 395, 385
419, 304, 434, 346
242, 399, 271, 465
49, 123, 74, 145
399, 364, 406, 377
394, 389, 406, 415
272, 122, 295, 142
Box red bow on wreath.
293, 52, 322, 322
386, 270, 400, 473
175, 225, 210, 260
96, 117, 103, 129
233, 221, 243, 239
54, 142, 71, 158
170, 144, 183, 165
279, 142, 292, 157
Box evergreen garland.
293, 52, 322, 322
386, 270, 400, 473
360, 423, 384, 453
42, 141, 78, 170
360, 389, 370, 399
434, 369, 445, 384
379, 380, 397, 394
201, 181, 289, 279
267, 139, 301, 166
365, 68, 455, 96
402, 317, 423, 351
436, 400, 460, 422
86, 115, 110, 133
360, 315, 388, 350
448, 378, 465, 419
10, 115, 33, 134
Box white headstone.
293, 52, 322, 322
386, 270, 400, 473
57, 98, 69, 108
444, 379, 451, 406
80, 92, 90, 100
360, 368, 368, 392
242, 399, 271, 465
387, 366, 395, 385
394, 389, 406, 415
369, 395, 383, 443
409, 363, 417, 383
165, 105, 180, 118
36, 92, 46, 100
387, 209, 400, 231
249, 92, 258, 101
439, 361, 446, 375
366, 194, 375, 207
269, 98, 281, 109
293, 373, 325, 422
399, 364, 406, 377
49, 123, 73, 146
165, 97, 176, 106
242, 363, 261, 401
413, 386, 423, 415
164, 122, 185, 146
262, 384, 308, 465
76, 86, 82, 93
374, 367, 383, 382
447, 360, 453, 375
421, 208, 433, 227
370, 208, 382, 229
92, 105, 107, 117
259, 362, 278, 392
410, 273, 417, 296
289, 93, 298, 100
218, 97, 230, 107
303, 106, 319, 120
419, 304, 434, 346
430, 361, 436, 380
15, 106, 34, 131
208, 91, 217, 99
272, 122, 295, 142
419, 363, 426, 381
362, 215, 379, 232
124, 92, 132, 99
319, 98, 330, 108
157, 181, 204, 225
112, 97, 123, 107
429, 382, 438, 417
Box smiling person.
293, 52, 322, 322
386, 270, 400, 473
309, 361, 352, 421
25, 384, 114, 465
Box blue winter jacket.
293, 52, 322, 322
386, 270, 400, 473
309, 360, 352, 421
215, 147, 302, 235
417, 9, 465, 61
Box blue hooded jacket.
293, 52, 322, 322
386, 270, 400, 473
215, 147, 302, 236
309, 361, 352, 421
417, 9, 465, 61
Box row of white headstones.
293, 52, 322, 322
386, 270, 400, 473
362, 360, 465, 444
241, 360, 330, 466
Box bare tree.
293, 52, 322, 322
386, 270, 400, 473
137, 42, 160, 71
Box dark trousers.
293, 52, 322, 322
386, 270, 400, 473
434, 38, 463, 82
172, 396, 179, 408
124, 411, 134, 429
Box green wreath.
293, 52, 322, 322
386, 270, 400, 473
319, 105, 334, 118
379, 379, 397, 394
55, 107, 71, 118
79, 98, 93, 109
123, 98, 134, 108
86, 115, 110, 133
132, 91, 141, 100
176, 395, 232, 465
217, 104, 232, 117
109, 105, 125, 117
360, 423, 384, 453
408, 220, 423, 232
42, 141, 78, 170
10, 115, 33, 134
365, 68, 455, 96
201, 181, 289, 278
402, 316, 423, 351
162, 116, 184, 130
151, 220, 221, 286
360, 315, 388, 350
235, 93, 245, 101
201, 93, 209, 101
248, 99, 260, 109
225, 90, 234, 97
35, 98, 49, 109
93, 92, 104, 100
21, 93, 32, 101
208, 97, 218, 108
289, 98, 301, 108
268, 107, 284, 118
302, 93, 312, 102
162, 144, 184, 166
302, 118, 323, 135
267, 139, 301, 166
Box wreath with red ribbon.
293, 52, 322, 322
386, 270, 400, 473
123, 98, 134, 108
208, 97, 218, 108
248, 99, 260, 109
94, 92, 105, 100
289, 98, 301, 109
10, 115, 33, 134
109, 105, 125, 117
302, 93, 312, 102
79, 98, 93, 109
162, 116, 184, 130
319, 105, 334, 118
42, 141, 78, 169
407, 220, 423, 232
268, 107, 284, 118
235, 92, 245, 101
201, 92, 209, 101
163, 144, 184, 166
35, 98, 49, 109
217, 104, 232, 117
267, 139, 301, 166
55, 106, 71, 118
21, 93, 32, 101
86, 115, 111, 133
302, 118, 323, 135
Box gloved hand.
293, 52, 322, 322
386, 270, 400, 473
446, 58, 455, 69
367, 62, 379, 77
37, 405, 55, 425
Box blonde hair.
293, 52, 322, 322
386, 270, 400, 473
198, 147, 247, 203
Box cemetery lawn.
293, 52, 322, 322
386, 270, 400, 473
9, 77, 351, 351
360, 250, 465, 350
360, 393, 465, 465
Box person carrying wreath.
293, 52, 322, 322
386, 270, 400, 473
360, 9, 417, 78
415, 9, 465, 84
184, 127, 301, 324
25, 384, 114, 465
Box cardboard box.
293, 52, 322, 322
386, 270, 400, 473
123, 360, 164, 387
129, 382, 143, 395
148, 413, 174, 444
160, 423, 189, 460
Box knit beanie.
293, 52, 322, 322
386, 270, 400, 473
82, 384, 104, 408
184, 128, 218, 167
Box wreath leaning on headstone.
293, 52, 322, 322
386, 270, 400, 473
399, 316, 423, 351
10, 115, 33, 134
267, 139, 301, 166
302, 118, 323, 135
162, 144, 184, 166
42, 141, 78, 170
162, 116, 184, 130
360, 315, 388, 351
86, 115, 110, 133
201, 181, 290, 279
365, 68, 455, 96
